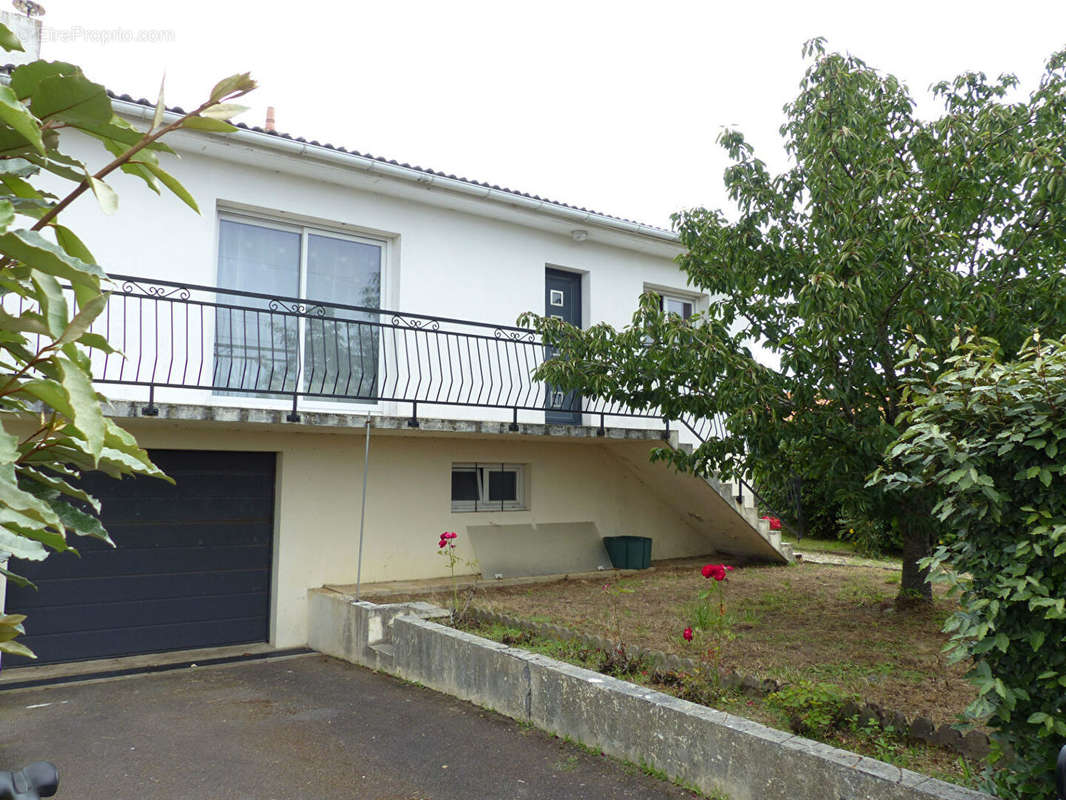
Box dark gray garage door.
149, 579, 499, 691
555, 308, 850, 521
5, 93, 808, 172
4, 450, 275, 665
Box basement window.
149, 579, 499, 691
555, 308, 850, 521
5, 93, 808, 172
451, 463, 526, 512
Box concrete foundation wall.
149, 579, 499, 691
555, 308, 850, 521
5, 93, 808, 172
94, 419, 732, 648
308, 592, 992, 800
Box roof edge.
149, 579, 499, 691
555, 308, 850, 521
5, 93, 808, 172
110, 96, 681, 246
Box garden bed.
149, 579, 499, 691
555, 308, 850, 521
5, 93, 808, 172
399, 560, 973, 724
308, 591, 992, 800
390, 560, 985, 787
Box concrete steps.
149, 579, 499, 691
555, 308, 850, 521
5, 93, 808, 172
701, 473, 793, 563
363, 602, 449, 669
369, 642, 395, 661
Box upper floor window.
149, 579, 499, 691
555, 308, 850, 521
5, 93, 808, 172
659, 294, 693, 320
214, 215, 383, 401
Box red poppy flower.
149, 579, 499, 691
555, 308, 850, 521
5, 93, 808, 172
682, 627, 694, 642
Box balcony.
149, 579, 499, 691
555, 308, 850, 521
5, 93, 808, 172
53, 274, 727, 443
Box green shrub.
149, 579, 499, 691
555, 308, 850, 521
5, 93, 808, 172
875, 333, 1066, 798
766, 680, 858, 737
838, 513, 903, 557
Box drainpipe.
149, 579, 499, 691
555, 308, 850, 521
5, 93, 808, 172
354, 415, 371, 602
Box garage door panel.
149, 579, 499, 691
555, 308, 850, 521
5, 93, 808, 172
4, 449, 275, 665
17, 617, 269, 665
106, 523, 274, 550
21, 592, 271, 636
12, 569, 271, 610
84, 473, 275, 501
92, 496, 272, 526
15, 543, 272, 580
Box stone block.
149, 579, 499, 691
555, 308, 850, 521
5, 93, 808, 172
741, 674, 764, 696
960, 730, 990, 759
888, 710, 910, 734
931, 725, 963, 751
910, 716, 936, 743
721, 669, 742, 689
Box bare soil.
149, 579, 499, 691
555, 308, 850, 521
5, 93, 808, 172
400, 560, 976, 727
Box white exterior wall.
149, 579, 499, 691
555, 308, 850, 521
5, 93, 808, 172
49, 122, 697, 430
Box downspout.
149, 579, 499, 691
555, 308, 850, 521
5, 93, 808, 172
354, 415, 371, 602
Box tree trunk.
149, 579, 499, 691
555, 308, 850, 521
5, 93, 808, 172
897, 502, 934, 607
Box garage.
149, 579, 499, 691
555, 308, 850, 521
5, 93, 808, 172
4, 450, 276, 666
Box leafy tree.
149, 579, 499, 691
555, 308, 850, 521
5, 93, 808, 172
875, 332, 1066, 798
0, 27, 256, 658
522, 40, 1066, 602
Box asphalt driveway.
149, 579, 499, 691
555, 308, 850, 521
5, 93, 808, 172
1, 654, 699, 799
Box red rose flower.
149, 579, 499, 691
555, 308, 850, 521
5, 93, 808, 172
702, 564, 727, 581
682, 627, 693, 642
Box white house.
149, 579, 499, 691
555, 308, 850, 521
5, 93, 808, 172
2, 93, 789, 666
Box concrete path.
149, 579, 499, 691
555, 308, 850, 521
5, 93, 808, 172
1, 654, 699, 800
792, 549, 902, 570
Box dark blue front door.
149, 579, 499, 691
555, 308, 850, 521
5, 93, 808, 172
545, 268, 582, 424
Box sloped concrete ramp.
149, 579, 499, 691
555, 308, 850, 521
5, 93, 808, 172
601, 438, 788, 564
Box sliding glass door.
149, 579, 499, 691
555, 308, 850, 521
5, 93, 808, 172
214, 216, 383, 402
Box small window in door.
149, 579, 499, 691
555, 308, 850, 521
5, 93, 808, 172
451, 463, 526, 512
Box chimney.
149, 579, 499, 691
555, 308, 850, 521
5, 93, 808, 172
265, 106, 276, 133
2, 0, 45, 65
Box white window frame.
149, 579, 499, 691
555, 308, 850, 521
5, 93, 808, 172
643, 283, 705, 321
660, 293, 694, 319
451, 462, 526, 512
214, 211, 388, 409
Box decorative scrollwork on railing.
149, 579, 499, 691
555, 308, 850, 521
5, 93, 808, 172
391, 315, 441, 331
494, 328, 537, 342
267, 299, 328, 317
120, 280, 191, 300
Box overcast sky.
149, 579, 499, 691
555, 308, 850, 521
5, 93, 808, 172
27, 0, 1066, 229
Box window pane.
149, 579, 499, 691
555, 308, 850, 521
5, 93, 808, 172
664, 297, 693, 319
304, 234, 382, 400
451, 469, 479, 502
215, 220, 301, 396
487, 470, 518, 502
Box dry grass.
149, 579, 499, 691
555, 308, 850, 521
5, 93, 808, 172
405, 560, 976, 727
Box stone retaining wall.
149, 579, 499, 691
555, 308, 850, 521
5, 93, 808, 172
467, 607, 991, 760
308, 589, 992, 800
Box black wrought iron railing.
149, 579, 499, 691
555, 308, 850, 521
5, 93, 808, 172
85, 275, 678, 431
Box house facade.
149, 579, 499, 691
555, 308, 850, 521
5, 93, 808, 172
1, 97, 788, 666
